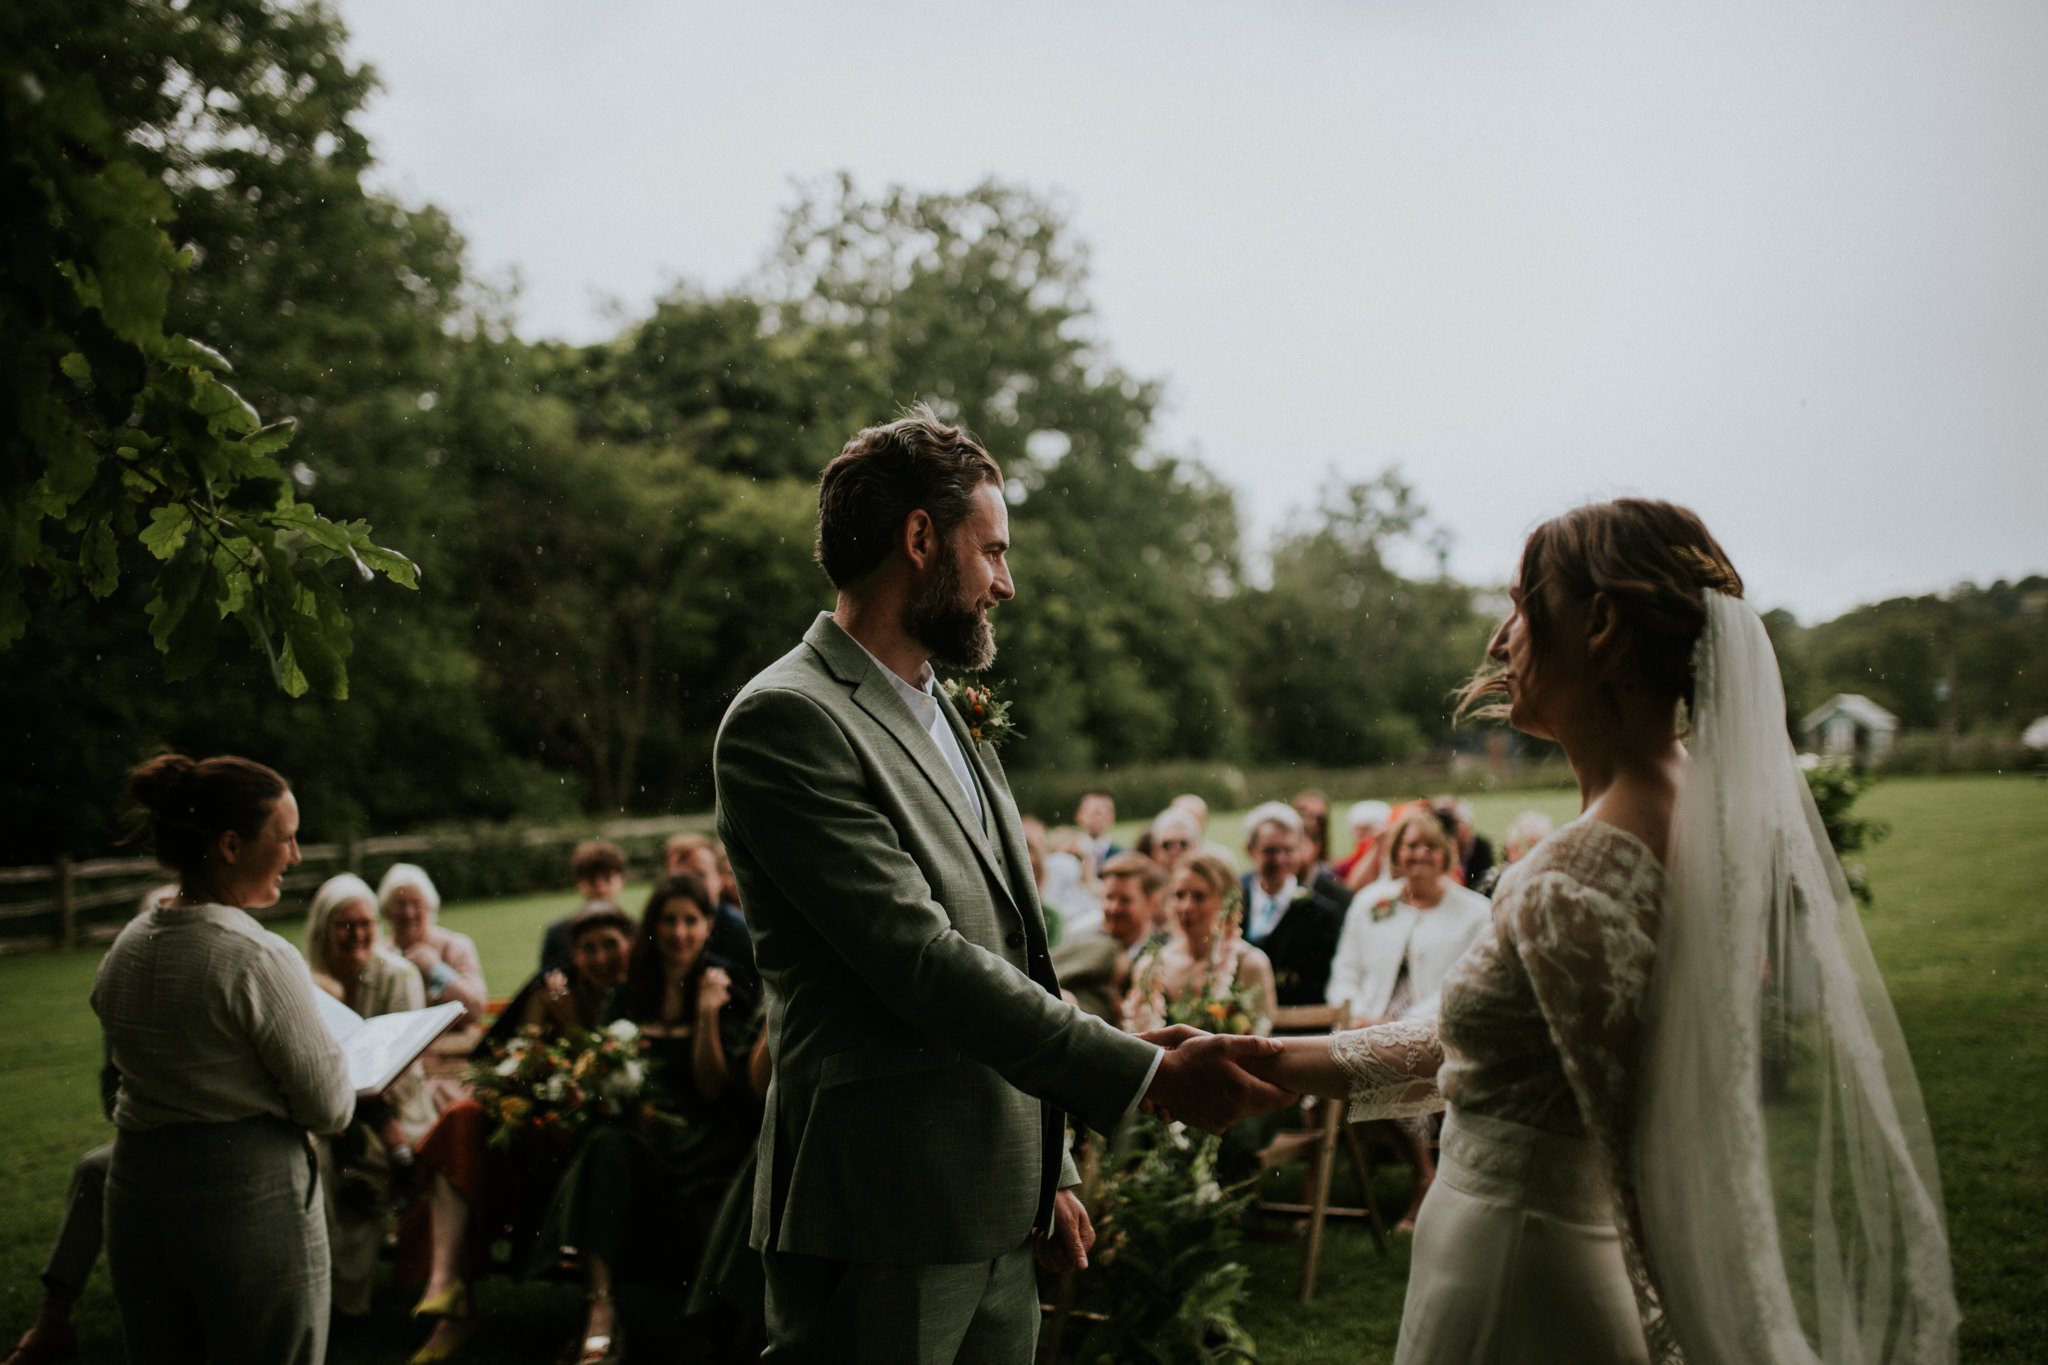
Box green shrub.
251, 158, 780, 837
1065, 1120, 1260, 1364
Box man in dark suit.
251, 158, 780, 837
714, 408, 1291, 1363
1238, 802, 1350, 1008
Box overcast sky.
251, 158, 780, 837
335, 0, 2048, 622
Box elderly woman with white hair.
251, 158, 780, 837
302, 874, 439, 1319
1476, 810, 1558, 895
377, 864, 488, 1023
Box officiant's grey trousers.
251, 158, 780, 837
105, 1118, 329, 1365
761, 1241, 1038, 1364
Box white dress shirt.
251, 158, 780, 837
1246, 875, 1300, 945
865, 647, 984, 825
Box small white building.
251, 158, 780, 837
1801, 694, 1901, 763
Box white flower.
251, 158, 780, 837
540, 1074, 568, 1102
1195, 1179, 1223, 1206
605, 1019, 639, 1042
494, 1055, 520, 1077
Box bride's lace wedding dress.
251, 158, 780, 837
1332, 816, 1676, 1365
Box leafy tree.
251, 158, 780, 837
766, 178, 1251, 768
1235, 473, 1487, 764
0, 0, 416, 695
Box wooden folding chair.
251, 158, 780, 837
1250, 1001, 1389, 1302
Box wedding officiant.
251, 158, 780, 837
94, 753, 354, 1365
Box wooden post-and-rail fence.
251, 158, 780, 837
0, 813, 710, 956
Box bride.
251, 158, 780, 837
1253, 499, 1958, 1363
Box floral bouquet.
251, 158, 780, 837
1160, 975, 1269, 1037
465, 1018, 655, 1150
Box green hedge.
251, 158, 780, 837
1874, 730, 2040, 776
1006, 757, 1575, 826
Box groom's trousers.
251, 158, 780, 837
760, 1241, 1039, 1364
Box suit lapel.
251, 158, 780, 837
803, 616, 1020, 909
939, 690, 1037, 919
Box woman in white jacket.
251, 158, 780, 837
1324, 806, 1491, 1228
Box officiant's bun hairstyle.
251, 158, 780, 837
128, 752, 290, 878
815, 404, 1002, 588
1458, 498, 1742, 721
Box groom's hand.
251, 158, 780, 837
1141, 1032, 1293, 1133
1035, 1188, 1096, 1273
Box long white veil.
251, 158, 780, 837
1635, 591, 1958, 1364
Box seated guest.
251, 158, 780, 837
1474, 809, 1556, 896
1502, 809, 1556, 865
377, 863, 487, 1023
1324, 806, 1492, 1228
1146, 807, 1202, 878
1432, 794, 1494, 889
539, 839, 629, 977
1123, 853, 1278, 1035
531, 875, 760, 1365
5, 1144, 108, 1365
1049, 852, 1164, 1026
1237, 803, 1350, 1008
5, 887, 175, 1365
1071, 788, 1121, 877
1169, 792, 1238, 863
302, 874, 439, 1319
404, 904, 638, 1364
1336, 799, 1392, 892
1289, 789, 1333, 880
663, 832, 757, 996
1023, 816, 1100, 940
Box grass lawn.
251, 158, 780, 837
1, 775, 2040, 1361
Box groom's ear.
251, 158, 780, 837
900, 508, 938, 571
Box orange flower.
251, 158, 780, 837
1206, 1001, 1228, 1021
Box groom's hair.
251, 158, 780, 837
815, 404, 1002, 588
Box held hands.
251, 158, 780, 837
1138, 1026, 1296, 1132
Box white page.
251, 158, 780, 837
340, 1002, 464, 1095
308, 985, 464, 1096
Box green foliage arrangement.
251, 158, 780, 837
1, 0, 415, 696
1802, 758, 1890, 907
1067, 1121, 1261, 1365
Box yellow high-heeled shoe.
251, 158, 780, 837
410, 1280, 470, 1320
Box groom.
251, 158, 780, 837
715, 408, 1290, 1363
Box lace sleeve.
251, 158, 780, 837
1506, 869, 1678, 1364
1328, 1018, 1445, 1122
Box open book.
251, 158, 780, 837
311, 991, 466, 1097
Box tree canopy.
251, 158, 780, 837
3, 1, 2040, 865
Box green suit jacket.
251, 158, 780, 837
715, 614, 1158, 1265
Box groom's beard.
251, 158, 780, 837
904, 546, 996, 671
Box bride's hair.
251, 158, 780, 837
1456, 497, 1742, 723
